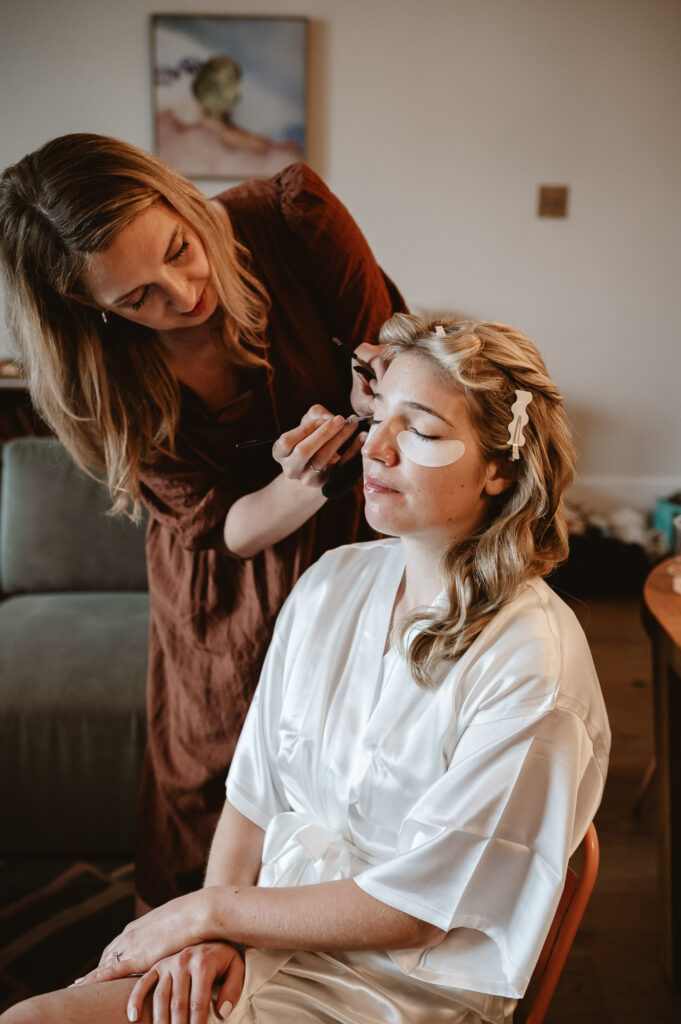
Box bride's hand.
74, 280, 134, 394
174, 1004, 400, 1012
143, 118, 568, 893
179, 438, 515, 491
75, 892, 208, 986
126, 942, 244, 1024
272, 405, 366, 485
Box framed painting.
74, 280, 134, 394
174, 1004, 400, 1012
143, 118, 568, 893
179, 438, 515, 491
151, 14, 308, 180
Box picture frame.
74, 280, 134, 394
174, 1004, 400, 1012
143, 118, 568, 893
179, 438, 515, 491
151, 14, 308, 180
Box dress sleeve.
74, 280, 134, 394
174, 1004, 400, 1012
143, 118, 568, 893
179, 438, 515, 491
274, 162, 406, 344
139, 440, 268, 552
353, 623, 608, 999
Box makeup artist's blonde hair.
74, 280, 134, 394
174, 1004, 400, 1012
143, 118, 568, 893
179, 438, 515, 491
0, 133, 269, 518
380, 313, 575, 690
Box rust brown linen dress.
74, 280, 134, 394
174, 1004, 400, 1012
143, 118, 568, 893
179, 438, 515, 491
135, 163, 405, 905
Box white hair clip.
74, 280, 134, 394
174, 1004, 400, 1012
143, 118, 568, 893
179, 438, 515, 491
507, 390, 533, 460
435, 325, 446, 337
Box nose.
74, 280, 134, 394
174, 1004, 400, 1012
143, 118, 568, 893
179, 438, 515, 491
361, 421, 398, 466
165, 271, 197, 313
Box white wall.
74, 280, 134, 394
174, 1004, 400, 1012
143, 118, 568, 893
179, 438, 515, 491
1, 0, 680, 511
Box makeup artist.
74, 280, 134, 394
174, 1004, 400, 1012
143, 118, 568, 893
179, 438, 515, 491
0, 134, 405, 910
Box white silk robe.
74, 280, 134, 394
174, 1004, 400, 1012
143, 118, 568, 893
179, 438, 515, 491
223, 539, 611, 1024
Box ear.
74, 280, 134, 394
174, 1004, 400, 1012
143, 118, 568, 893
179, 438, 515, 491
482, 459, 515, 497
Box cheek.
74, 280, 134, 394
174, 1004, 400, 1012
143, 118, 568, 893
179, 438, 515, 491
396, 432, 466, 468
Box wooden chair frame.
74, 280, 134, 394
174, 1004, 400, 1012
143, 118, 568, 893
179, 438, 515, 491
519, 822, 600, 1023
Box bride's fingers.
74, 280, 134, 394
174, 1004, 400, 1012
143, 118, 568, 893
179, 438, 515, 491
214, 952, 246, 1020
168, 967, 191, 1024
151, 969, 173, 1024
127, 968, 159, 1023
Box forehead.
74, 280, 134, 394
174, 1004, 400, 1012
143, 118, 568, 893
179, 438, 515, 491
82, 203, 180, 301
380, 351, 470, 420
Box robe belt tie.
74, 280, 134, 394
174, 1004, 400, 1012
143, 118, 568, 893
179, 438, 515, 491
260, 811, 374, 887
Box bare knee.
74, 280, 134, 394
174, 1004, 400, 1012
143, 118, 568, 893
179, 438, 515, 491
0, 979, 138, 1023
1, 993, 49, 1023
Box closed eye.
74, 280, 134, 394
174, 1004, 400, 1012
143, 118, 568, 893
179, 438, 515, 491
169, 240, 189, 262
129, 241, 189, 310
131, 289, 148, 311
410, 428, 440, 440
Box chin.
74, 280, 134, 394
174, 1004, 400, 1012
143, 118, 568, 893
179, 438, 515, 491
363, 503, 402, 538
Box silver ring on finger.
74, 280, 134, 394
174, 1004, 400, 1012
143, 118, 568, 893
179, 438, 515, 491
309, 463, 325, 474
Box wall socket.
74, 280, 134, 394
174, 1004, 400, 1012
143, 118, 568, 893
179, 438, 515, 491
538, 185, 569, 218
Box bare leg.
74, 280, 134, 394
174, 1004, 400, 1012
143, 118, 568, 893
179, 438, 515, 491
0, 978, 148, 1024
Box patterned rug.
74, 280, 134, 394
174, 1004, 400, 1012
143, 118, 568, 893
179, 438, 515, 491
0, 858, 135, 1012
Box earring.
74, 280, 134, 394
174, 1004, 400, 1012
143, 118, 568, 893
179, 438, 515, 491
101, 310, 108, 324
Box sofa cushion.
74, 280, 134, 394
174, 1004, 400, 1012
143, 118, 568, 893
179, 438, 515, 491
0, 437, 148, 595
0, 591, 149, 855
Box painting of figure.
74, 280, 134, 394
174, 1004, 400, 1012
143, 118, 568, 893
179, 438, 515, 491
152, 15, 307, 179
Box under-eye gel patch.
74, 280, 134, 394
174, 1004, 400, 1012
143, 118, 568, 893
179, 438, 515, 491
396, 431, 465, 467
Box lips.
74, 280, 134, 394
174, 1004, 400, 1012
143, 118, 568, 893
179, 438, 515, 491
364, 475, 400, 495
182, 288, 207, 318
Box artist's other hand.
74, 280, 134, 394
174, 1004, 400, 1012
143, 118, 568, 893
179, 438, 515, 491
350, 342, 387, 417
272, 405, 366, 486
126, 942, 244, 1024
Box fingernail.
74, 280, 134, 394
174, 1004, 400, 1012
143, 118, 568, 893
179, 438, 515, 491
73, 977, 84, 986
128, 1009, 138, 1023
218, 1000, 233, 1018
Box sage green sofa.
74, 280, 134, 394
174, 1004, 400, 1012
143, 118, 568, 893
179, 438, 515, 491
0, 437, 149, 856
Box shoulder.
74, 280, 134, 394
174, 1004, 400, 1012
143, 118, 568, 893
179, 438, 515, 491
295, 536, 401, 597
270, 537, 401, 665
457, 579, 607, 729
214, 163, 364, 254
213, 163, 333, 225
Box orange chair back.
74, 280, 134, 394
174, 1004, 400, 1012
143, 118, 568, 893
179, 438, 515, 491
522, 822, 600, 1024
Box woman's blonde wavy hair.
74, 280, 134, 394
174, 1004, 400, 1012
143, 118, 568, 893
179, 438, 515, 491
0, 133, 270, 517
380, 313, 576, 690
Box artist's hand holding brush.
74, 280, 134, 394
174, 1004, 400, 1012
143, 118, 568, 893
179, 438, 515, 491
272, 404, 368, 485
224, 405, 369, 559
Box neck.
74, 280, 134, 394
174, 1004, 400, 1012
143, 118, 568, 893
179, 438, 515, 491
157, 317, 220, 359
398, 536, 449, 615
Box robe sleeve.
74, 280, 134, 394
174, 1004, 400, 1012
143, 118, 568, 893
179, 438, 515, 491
274, 162, 406, 344
225, 610, 291, 829
353, 619, 608, 999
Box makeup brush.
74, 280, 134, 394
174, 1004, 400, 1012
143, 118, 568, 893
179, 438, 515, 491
330, 337, 376, 382
234, 414, 372, 450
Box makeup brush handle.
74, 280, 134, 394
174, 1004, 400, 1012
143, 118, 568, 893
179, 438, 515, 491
321, 455, 363, 499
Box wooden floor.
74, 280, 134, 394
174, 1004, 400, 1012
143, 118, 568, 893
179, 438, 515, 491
547, 596, 681, 1023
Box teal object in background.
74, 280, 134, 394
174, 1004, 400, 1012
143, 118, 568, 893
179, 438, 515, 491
652, 499, 681, 551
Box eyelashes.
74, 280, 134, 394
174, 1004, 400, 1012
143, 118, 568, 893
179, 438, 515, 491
369, 419, 439, 441
170, 241, 189, 262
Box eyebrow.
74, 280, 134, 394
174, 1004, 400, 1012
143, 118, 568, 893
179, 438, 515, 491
113, 224, 182, 305
372, 394, 455, 427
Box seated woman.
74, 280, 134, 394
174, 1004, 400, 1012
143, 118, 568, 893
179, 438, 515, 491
2, 314, 610, 1024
